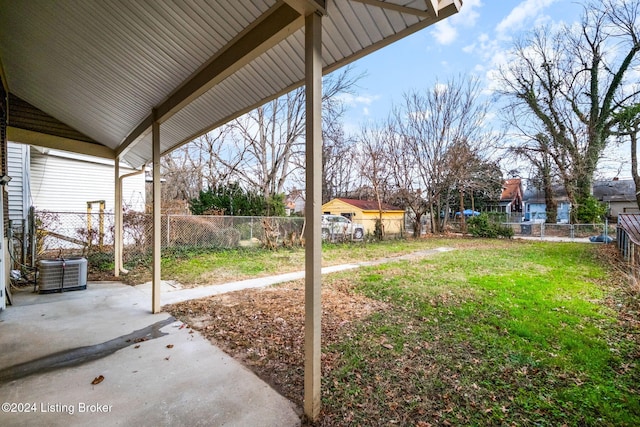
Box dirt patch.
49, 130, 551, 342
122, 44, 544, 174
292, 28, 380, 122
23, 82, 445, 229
165, 278, 387, 407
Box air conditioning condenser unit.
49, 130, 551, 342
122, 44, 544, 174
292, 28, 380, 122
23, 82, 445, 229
38, 257, 88, 294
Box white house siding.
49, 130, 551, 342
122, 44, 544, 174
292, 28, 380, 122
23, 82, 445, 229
6, 142, 30, 224
613, 202, 640, 217
29, 149, 144, 213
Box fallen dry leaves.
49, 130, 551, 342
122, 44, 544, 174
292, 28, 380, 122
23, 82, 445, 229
166, 278, 387, 408
91, 375, 104, 385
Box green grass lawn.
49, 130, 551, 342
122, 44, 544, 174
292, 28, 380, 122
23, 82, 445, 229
161, 238, 639, 425
319, 240, 639, 426
132, 239, 446, 286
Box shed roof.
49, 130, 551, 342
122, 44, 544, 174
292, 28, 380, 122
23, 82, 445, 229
334, 198, 404, 211
1, 0, 461, 168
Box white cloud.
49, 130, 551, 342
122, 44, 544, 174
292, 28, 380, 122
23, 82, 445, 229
452, 0, 483, 27
434, 83, 448, 94
431, 0, 483, 45
496, 0, 558, 37
463, 33, 490, 54
433, 20, 458, 45
337, 93, 379, 107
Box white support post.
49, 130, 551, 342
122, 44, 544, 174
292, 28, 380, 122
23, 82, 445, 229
114, 159, 121, 277
304, 10, 323, 422
152, 112, 161, 313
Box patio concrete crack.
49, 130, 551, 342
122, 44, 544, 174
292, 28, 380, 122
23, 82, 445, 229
0, 317, 175, 384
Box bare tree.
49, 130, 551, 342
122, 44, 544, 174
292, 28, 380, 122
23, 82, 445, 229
358, 122, 392, 239
160, 67, 361, 205
524, 134, 562, 223
161, 127, 239, 200
385, 123, 427, 237
497, 0, 640, 218
322, 127, 357, 203
614, 103, 640, 209
444, 138, 500, 232
226, 67, 362, 199
227, 89, 305, 197
394, 75, 500, 233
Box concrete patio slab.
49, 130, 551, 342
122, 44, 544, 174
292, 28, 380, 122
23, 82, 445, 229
0, 282, 300, 427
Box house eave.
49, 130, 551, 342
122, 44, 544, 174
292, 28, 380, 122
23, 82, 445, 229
7, 127, 115, 160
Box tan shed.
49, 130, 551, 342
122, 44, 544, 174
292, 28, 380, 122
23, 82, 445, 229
322, 198, 405, 237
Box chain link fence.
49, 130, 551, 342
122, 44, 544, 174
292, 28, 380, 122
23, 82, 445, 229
17, 211, 616, 274
502, 221, 616, 241
402, 214, 615, 242
26, 211, 305, 266
27, 211, 409, 267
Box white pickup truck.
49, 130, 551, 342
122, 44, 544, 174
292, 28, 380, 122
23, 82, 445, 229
321, 214, 365, 241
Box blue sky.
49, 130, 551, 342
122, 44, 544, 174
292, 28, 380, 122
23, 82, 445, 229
341, 0, 585, 128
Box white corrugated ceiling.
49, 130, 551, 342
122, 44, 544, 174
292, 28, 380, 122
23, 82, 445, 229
0, 0, 461, 168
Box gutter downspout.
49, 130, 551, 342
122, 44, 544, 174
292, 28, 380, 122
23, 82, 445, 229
114, 165, 144, 276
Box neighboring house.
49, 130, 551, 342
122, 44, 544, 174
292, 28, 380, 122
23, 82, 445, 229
523, 185, 571, 223
499, 178, 524, 215
522, 178, 638, 223
321, 198, 405, 236
593, 178, 638, 219
7, 142, 145, 221
285, 189, 305, 216
486, 178, 524, 218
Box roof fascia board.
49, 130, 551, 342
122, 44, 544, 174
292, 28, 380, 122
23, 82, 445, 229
348, 0, 437, 18
7, 127, 115, 160
119, 2, 304, 157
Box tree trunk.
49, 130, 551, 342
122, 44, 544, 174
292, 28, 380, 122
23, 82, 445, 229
458, 188, 466, 233
544, 193, 557, 224
413, 215, 421, 238
542, 163, 557, 224
632, 130, 640, 211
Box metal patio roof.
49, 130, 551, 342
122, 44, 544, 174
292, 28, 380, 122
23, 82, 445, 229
0, 0, 461, 168
619, 213, 640, 245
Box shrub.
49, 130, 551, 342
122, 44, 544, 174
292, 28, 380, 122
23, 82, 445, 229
576, 195, 607, 223
467, 214, 513, 239
374, 218, 384, 240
